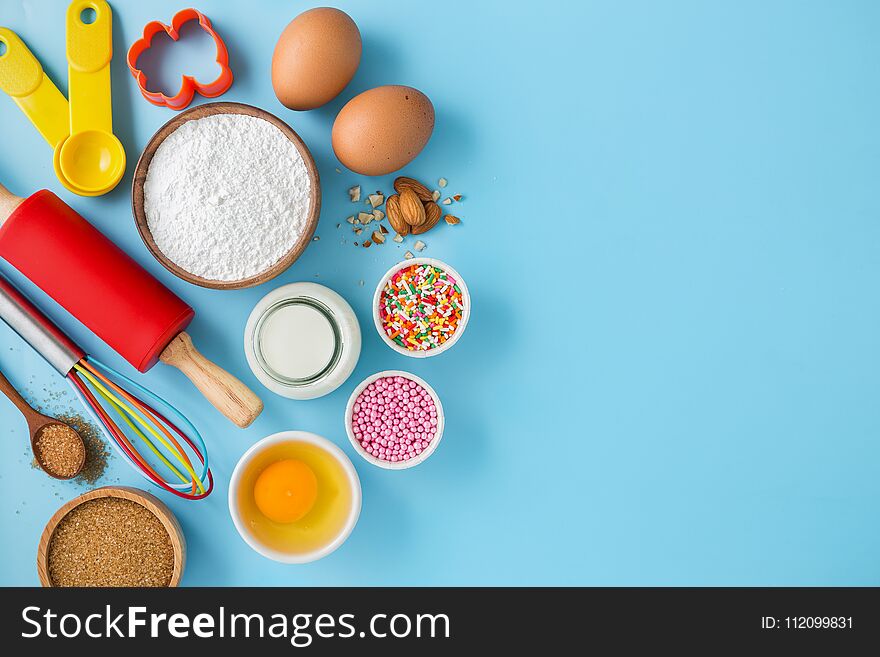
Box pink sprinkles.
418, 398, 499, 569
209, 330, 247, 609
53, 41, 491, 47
351, 376, 438, 463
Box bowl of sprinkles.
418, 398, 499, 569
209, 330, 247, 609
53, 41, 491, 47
373, 258, 470, 357
345, 370, 444, 470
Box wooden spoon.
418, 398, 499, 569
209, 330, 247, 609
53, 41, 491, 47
0, 369, 85, 479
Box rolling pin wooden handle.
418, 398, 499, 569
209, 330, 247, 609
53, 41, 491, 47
0, 182, 25, 225
160, 331, 263, 428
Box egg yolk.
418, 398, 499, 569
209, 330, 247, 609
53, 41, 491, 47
253, 459, 318, 523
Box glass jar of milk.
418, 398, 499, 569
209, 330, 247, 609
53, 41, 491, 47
244, 283, 361, 399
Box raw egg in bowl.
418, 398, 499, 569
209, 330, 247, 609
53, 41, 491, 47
229, 431, 361, 563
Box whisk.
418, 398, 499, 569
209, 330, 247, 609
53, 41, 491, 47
0, 274, 212, 500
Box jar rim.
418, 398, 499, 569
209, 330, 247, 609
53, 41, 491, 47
253, 296, 343, 387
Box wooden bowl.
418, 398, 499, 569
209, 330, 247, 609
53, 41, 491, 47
132, 102, 321, 290
36, 486, 186, 587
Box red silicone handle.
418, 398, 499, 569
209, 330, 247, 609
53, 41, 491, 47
0, 191, 194, 372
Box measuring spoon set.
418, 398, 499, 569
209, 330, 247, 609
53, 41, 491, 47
0, 1, 125, 196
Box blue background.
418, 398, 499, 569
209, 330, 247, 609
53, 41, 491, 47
1, 0, 878, 586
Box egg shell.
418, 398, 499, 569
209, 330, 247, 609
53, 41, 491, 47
332, 85, 435, 176
272, 8, 362, 111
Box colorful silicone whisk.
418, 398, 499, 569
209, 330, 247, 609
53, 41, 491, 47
0, 273, 212, 500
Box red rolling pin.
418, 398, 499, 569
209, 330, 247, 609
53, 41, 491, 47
0, 183, 263, 428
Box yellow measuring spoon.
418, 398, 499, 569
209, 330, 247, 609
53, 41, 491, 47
57, 1, 125, 195
0, 28, 89, 195
0, 29, 68, 150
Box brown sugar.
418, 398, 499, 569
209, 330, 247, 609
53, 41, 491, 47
32, 413, 112, 485
34, 424, 84, 478
47, 498, 175, 587
57, 412, 111, 485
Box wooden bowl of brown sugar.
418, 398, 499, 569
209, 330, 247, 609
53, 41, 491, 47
37, 487, 185, 587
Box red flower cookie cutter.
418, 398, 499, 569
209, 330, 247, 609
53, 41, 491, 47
127, 8, 233, 110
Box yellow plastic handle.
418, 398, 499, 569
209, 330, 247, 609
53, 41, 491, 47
0, 28, 69, 148
66, 0, 113, 135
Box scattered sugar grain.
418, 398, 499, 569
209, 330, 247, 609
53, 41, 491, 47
60, 412, 111, 485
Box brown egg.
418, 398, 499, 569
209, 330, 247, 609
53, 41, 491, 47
272, 8, 362, 111
332, 86, 434, 176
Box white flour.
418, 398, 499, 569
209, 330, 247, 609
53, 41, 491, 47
143, 113, 311, 281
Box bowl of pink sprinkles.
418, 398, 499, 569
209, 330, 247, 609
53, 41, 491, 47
344, 370, 444, 470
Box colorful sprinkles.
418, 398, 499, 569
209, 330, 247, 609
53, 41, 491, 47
379, 264, 465, 351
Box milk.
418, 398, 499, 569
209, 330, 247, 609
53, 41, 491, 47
258, 303, 336, 380
245, 282, 362, 400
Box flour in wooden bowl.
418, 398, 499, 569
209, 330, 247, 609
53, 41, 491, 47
143, 113, 312, 282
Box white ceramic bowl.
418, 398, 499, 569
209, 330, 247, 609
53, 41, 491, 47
372, 257, 471, 358
228, 431, 361, 563
344, 370, 445, 470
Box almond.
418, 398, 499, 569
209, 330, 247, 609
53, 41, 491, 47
385, 194, 410, 236
444, 214, 461, 225
394, 176, 433, 203
413, 202, 441, 234
399, 189, 427, 226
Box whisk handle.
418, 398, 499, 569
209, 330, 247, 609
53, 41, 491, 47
0, 273, 84, 375
160, 331, 263, 428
